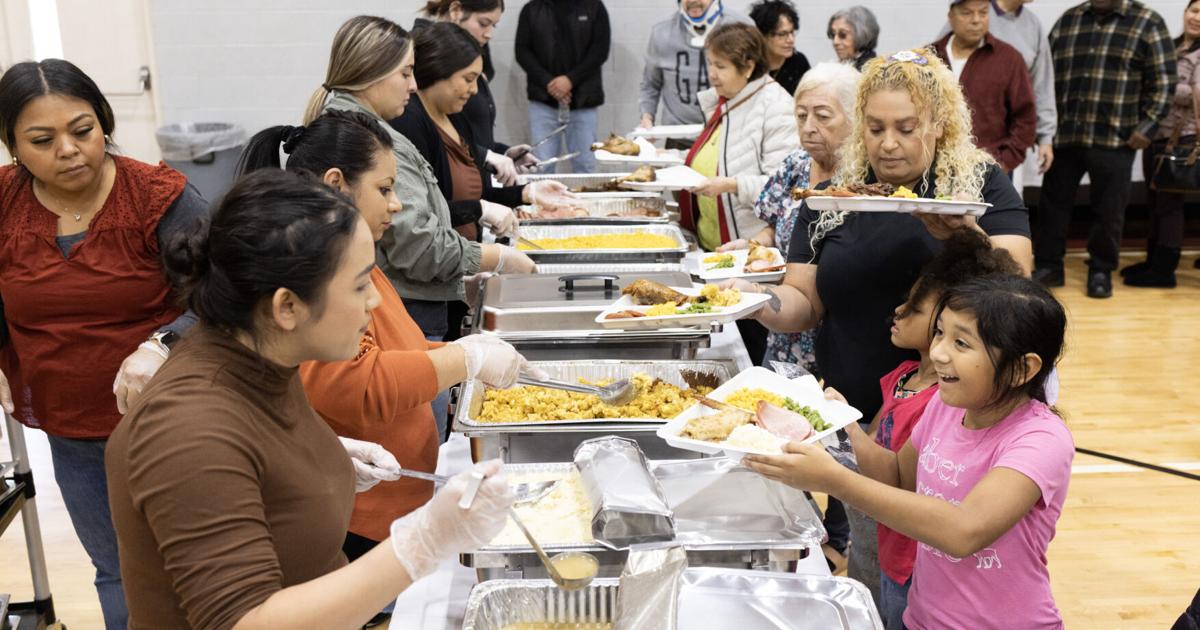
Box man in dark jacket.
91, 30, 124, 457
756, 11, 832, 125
514, 0, 611, 173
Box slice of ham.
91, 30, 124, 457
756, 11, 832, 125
745, 259, 786, 273
755, 401, 814, 442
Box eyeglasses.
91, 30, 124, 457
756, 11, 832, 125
770, 29, 796, 39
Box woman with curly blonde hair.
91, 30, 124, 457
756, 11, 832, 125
725, 49, 1032, 604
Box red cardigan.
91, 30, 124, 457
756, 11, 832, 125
0, 157, 186, 438
932, 33, 1038, 171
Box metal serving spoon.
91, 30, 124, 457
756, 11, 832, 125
516, 375, 637, 407
393, 468, 560, 506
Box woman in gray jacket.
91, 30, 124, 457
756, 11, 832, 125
304, 15, 535, 432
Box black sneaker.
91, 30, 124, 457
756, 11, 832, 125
1086, 270, 1113, 298
1033, 267, 1065, 288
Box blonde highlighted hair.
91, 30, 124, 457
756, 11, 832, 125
303, 16, 412, 124
808, 49, 994, 251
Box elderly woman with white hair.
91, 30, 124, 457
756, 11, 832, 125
828, 6, 879, 71
718, 61, 861, 373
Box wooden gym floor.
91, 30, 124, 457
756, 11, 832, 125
2, 252, 1198, 629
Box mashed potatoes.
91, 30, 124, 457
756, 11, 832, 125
518, 232, 679, 251
721, 424, 785, 454
478, 373, 708, 423
489, 471, 595, 547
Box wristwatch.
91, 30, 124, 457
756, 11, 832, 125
148, 330, 180, 351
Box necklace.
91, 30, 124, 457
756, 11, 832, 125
37, 181, 95, 222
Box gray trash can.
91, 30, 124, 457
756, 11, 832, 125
155, 122, 246, 203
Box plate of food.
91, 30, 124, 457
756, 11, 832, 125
684, 244, 786, 283
628, 124, 705, 140
620, 165, 707, 192
657, 368, 863, 457
593, 134, 685, 166
594, 280, 771, 330
795, 183, 991, 217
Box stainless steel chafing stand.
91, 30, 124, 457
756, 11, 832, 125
452, 360, 735, 463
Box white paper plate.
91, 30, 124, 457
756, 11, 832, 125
629, 124, 705, 140
684, 248, 786, 284
657, 368, 863, 458
593, 148, 685, 167
804, 196, 991, 217
594, 285, 771, 330
620, 165, 707, 192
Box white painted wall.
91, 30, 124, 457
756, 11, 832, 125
147, 0, 1189, 148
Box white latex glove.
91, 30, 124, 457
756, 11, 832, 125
495, 245, 537, 274
716, 238, 751, 252
451, 334, 547, 388
463, 272, 493, 310
0, 367, 14, 414
485, 150, 519, 186
113, 342, 169, 414
526, 180, 578, 212
505, 144, 539, 171
480, 200, 519, 239
339, 436, 402, 493
390, 460, 514, 580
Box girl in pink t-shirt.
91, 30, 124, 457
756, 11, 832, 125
746, 274, 1073, 630
860, 231, 1023, 628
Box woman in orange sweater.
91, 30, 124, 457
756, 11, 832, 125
237, 110, 538, 563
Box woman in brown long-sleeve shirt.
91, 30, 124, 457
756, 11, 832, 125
104, 169, 513, 630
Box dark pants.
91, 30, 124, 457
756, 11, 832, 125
735, 318, 769, 367
1141, 138, 1190, 249
1034, 146, 1136, 272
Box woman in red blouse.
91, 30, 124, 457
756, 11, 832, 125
0, 59, 206, 628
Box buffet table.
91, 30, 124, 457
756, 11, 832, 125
389, 327, 833, 629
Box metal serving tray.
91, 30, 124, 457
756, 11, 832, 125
518, 225, 689, 263
464, 460, 824, 576
454, 360, 734, 428
519, 196, 672, 225
461, 572, 883, 630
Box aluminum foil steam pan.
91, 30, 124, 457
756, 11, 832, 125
575, 437, 675, 548
676, 568, 884, 629
653, 458, 826, 550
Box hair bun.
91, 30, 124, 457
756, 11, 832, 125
281, 125, 307, 154
162, 217, 213, 293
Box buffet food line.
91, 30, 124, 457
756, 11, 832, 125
389, 165, 885, 629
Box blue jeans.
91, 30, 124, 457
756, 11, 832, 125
879, 570, 912, 630
427, 336, 451, 441
528, 101, 598, 173
46, 434, 129, 629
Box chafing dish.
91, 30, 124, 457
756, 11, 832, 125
453, 360, 734, 462
463, 459, 825, 578
519, 195, 672, 225
534, 262, 685, 276
467, 271, 714, 360
517, 225, 689, 263
518, 172, 632, 190
461, 571, 883, 630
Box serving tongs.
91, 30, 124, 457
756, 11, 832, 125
516, 374, 637, 406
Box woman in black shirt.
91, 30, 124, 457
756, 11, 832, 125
750, 0, 812, 95
728, 49, 1032, 607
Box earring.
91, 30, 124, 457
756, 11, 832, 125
10, 155, 17, 166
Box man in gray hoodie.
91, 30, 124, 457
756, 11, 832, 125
639, 0, 751, 149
